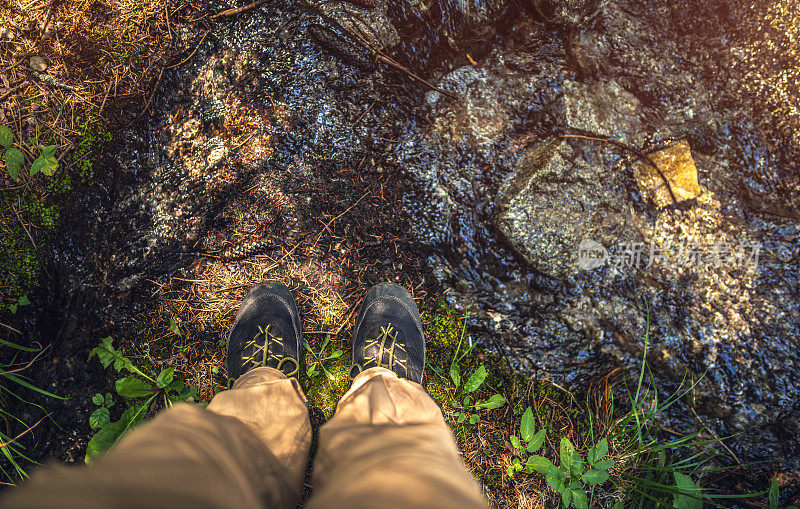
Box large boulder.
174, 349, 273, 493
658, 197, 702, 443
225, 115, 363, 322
494, 137, 637, 279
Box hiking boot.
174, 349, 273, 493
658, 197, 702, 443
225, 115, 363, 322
350, 282, 425, 384
227, 281, 302, 381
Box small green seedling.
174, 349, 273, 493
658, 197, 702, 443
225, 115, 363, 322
768, 477, 800, 509
672, 472, 703, 509
1, 126, 24, 181
304, 333, 343, 379
89, 392, 114, 429
169, 317, 181, 337
7, 295, 30, 314
450, 364, 506, 424
437, 316, 505, 424
86, 337, 198, 463
28, 137, 58, 177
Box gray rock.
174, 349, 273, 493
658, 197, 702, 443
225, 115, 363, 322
529, 0, 607, 25
494, 137, 636, 280
563, 79, 642, 140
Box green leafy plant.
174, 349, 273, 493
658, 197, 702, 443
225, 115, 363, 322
89, 392, 114, 429
767, 478, 800, 509
0, 128, 58, 180
303, 334, 343, 379
507, 406, 547, 477
86, 337, 198, 463
6, 295, 30, 315
1, 126, 24, 181
592, 303, 770, 507
435, 315, 505, 424
450, 364, 506, 424
770, 478, 780, 509
525, 432, 614, 509
672, 472, 702, 509
27, 138, 58, 178
505, 404, 616, 508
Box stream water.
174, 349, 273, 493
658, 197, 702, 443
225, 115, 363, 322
52, 0, 800, 477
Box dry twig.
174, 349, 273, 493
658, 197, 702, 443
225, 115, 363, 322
209, 0, 270, 19
559, 134, 678, 204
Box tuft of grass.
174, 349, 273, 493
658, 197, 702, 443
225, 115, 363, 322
0, 317, 65, 483
589, 309, 762, 508
422, 299, 768, 508
304, 353, 352, 419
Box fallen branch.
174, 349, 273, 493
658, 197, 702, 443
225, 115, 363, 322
690, 405, 742, 465
32, 71, 78, 91
210, 0, 270, 19
559, 134, 678, 204
0, 347, 47, 377
0, 414, 48, 449
39, 1, 55, 39
355, 100, 375, 124
311, 190, 370, 250
375, 53, 459, 100
140, 67, 165, 117
0, 323, 22, 335
346, 22, 459, 101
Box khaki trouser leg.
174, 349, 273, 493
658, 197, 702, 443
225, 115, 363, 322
307, 367, 487, 509
1, 367, 311, 509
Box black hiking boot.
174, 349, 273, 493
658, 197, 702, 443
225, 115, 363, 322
227, 281, 302, 381
350, 282, 425, 384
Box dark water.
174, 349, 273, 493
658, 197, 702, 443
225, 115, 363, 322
385, 0, 800, 472
44, 0, 800, 480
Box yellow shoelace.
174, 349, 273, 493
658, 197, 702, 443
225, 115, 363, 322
242, 325, 299, 376
352, 323, 408, 377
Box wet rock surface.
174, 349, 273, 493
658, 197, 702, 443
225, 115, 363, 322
529, 0, 607, 25
25, 0, 800, 485
494, 138, 637, 280
562, 79, 641, 140
391, 0, 800, 476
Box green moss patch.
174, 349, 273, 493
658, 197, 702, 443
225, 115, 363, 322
0, 120, 108, 302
